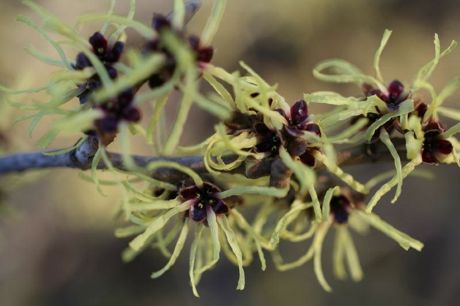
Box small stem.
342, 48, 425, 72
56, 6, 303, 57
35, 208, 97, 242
0, 137, 408, 180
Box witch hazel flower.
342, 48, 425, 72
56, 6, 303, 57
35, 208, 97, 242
204, 64, 368, 213
6, 0, 460, 297
273, 187, 423, 292
118, 169, 250, 297
312, 29, 456, 147
179, 182, 229, 222
93, 89, 142, 138
363, 79, 409, 111
232, 99, 321, 165
72, 33, 146, 143
329, 192, 357, 224
348, 79, 414, 145
280, 100, 322, 167
365, 92, 460, 212
73, 32, 125, 104
144, 14, 214, 89
253, 122, 283, 156
421, 121, 454, 164
282, 100, 322, 137
311, 29, 460, 213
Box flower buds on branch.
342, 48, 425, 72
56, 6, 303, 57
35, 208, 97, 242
0, 0, 459, 298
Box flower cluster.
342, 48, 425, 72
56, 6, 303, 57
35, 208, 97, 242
145, 14, 214, 88
421, 121, 453, 163
116, 28, 459, 295
225, 99, 321, 167
2, 0, 460, 299
312, 29, 460, 211
72, 32, 143, 140
74, 32, 124, 103
179, 182, 229, 222
358, 80, 409, 141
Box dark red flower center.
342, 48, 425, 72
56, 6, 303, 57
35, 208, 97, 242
254, 122, 282, 155
94, 89, 141, 134
422, 121, 453, 164
225, 100, 321, 167
281, 100, 321, 138
330, 195, 352, 224
179, 182, 228, 222
364, 80, 408, 111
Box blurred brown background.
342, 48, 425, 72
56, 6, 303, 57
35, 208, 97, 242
1, 0, 460, 305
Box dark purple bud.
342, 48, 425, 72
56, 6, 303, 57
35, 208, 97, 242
152, 14, 171, 31
106, 66, 118, 79
421, 120, 453, 164
106, 41, 125, 62
211, 198, 228, 215
118, 90, 134, 108
304, 123, 321, 136
333, 208, 349, 224
437, 139, 453, 155
388, 80, 404, 100
180, 185, 200, 200
113, 41, 125, 56
299, 150, 316, 167
330, 195, 351, 224
256, 134, 281, 154
96, 115, 119, 133
415, 102, 428, 118
89, 32, 108, 55
122, 107, 141, 123
286, 137, 307, 156
197, 47, 214, 63
190, 202, 207, 222
290, 100, 308, 125
74, 52, 91, 70
78, 90, 90, 104
422, 149, 437, 164
148, 61, 176, 89
87, 76, 102, 90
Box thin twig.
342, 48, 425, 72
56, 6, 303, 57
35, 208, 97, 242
0, 137, 406, 176
0, 137, 202, 173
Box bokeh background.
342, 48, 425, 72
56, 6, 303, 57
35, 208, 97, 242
1, 0, 460, 305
